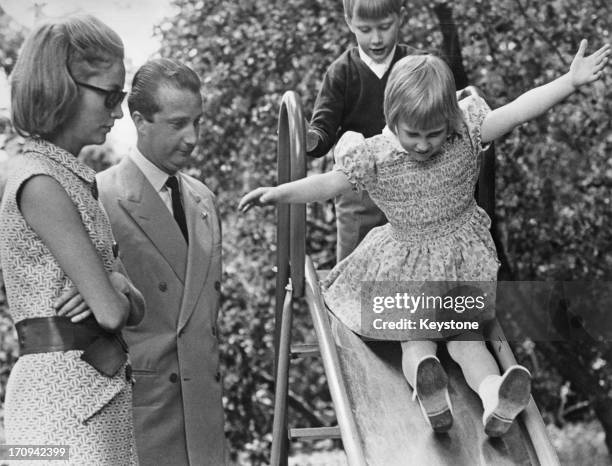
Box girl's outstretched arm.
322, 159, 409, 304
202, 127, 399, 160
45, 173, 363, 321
481, 40, 609, 143
238, 170, 352, 212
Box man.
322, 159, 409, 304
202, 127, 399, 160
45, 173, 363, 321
97, 58, 226, 465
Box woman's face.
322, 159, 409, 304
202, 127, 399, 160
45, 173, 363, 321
59, 60, 126, 154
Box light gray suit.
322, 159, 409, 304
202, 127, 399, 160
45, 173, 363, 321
97, 157, 226, 465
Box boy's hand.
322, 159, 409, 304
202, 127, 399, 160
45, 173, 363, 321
570, 39, 609, 88
238, 187, 276, 212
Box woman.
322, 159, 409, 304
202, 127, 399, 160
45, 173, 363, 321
0, 15, 144, 464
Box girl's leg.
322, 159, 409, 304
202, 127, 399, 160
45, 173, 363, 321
401, 340, 453, 433
446, 337, 531, 437
399, 340, 437, 387
445, 338, 499, 393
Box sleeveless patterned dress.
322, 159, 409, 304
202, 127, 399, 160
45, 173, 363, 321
0, 139, 138, 465
323, 94, 500, 340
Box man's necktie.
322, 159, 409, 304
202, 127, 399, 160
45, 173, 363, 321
165, 176, 189, 243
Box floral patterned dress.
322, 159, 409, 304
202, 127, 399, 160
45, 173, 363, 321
0, 139, 138, 465
322, 94, 500, 340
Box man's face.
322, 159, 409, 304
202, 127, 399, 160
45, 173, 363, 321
135, 85, 203, 175
346, 11, 403, 64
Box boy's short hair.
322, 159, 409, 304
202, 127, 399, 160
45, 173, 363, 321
11, 14, 123, 139
384, 54, 463, 134
344, 0, 403, 20
128, 58, 201, 121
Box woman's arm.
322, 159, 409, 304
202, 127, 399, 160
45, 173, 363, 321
54, 262, 145, 326
481, 40, 609, 143
20, 175, 131, 332
238, 170, 352, 212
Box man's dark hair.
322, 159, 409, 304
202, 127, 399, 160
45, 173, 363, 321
128, 58, 201, 120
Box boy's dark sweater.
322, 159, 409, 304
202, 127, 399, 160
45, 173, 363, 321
307, 44, 416, 158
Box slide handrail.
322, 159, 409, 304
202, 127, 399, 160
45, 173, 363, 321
276, 91, 306, 299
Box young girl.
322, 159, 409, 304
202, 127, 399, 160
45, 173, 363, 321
239, 40, 609, 436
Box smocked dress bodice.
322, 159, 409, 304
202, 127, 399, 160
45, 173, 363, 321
322, 95, 500, 340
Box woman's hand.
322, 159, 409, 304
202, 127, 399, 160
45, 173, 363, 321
55, 287, 92, 323
238, 187, 277, 212
108, 271, 131, 296
54, 271, 132, 323
570, 40, 610, 88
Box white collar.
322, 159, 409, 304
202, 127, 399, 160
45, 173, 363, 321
358, 45, 396, 79
129, 146, 176, 193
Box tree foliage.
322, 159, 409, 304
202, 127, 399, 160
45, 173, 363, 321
0, 5, 25, 75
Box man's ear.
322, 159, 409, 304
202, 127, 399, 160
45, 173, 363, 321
131, 111, 148, 134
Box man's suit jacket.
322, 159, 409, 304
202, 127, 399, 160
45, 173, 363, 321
97, 157, 226, 466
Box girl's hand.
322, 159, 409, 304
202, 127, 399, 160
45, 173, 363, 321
570, 39, 610, 88
55, 286, 92, 322
238, 187, 276, 212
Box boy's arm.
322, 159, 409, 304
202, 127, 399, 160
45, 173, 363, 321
239, 171, 352, 212
307, 61, 347, 158
481, 40, 609, 143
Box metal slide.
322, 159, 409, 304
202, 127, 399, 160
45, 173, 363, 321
303, 257, 559, 466
270, 91, 560, 466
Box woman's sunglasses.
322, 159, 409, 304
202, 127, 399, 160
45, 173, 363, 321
74, 81, 127, 109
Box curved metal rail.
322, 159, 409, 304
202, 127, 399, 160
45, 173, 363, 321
271, 91, 307, 466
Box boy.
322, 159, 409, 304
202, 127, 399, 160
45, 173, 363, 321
306, 0, 466, 262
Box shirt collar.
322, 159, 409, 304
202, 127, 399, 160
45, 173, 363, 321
24, 138, 96, 184
358, 45, 396, 78
129, 146, 173, 193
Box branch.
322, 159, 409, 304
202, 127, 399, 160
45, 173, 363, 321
255, 369, 331, 428
513, 0, 568, 67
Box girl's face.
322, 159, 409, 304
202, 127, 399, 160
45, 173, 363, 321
347, 11, 403, 64
395, 120, 449, 162
56, 60, 125, 155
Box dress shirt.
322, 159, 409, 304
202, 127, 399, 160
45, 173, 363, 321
358, 45, 396, 79
129, 147, 176, 215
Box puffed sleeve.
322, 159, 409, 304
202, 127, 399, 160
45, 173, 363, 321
333, 131, 377, 192
459, 93, 492, 156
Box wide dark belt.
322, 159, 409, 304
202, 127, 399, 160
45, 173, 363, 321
15, 316, 128, 378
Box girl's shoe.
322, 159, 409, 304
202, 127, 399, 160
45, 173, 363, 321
414, 356, 453, 433
482, 365, 531, 437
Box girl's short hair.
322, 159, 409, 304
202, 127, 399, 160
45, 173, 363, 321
128, 58, 201, 121
384, 54, 463, 134
11, 14, 124, 138
344, 0, 403, 20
